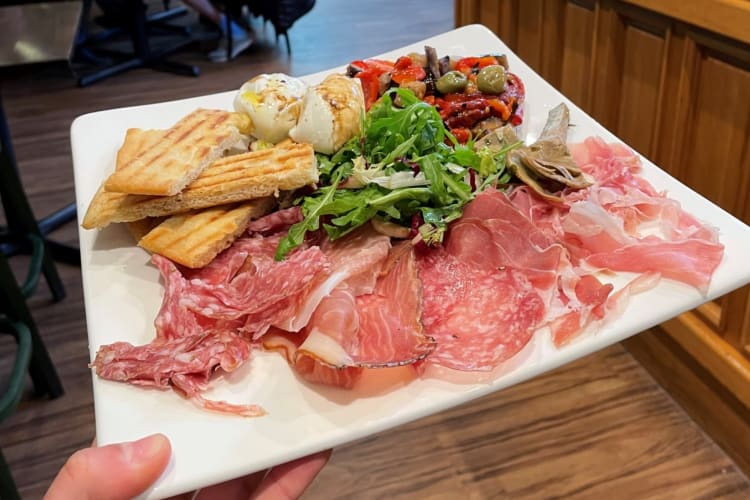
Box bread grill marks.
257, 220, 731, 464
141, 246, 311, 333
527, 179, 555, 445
82, 142, 318, 229
103, 109, 245, 196
138, 200, 275, 269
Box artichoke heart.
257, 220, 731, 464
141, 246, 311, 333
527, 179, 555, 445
478, 103, 594, 202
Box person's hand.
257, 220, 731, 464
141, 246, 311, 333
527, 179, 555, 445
44, 433, 331, 500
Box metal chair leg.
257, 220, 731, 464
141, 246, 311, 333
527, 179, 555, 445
0, 94, 68, 302
0, 447, 21, 500
0, 254, 63, 399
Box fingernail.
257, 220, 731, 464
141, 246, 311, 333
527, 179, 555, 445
121, 434, 168, 464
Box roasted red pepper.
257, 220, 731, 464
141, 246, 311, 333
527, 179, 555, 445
350, 59, 394, 74
433, 92, 518, 130
450, 127, 471, 144
454, 56, 502, 75
356, 70, 382, 110
391, 56, 426, 84
350, 59, 396, 110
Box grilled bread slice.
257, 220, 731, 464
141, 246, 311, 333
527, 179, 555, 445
81, 142, 318, 229
117, 128, 163, 170
138, 200, 273, 269
104, 109, 251, 196
126, 217, 166, 242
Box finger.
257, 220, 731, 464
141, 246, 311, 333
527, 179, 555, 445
189, 469, 266, 500
45, 433, 172, 500
251, 450, 332, 500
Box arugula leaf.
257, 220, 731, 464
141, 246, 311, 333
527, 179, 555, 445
275, 170, 343, 260
274, 87, 521, 259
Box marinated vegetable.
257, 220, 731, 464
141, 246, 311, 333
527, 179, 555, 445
345, 46, 525, 143
476, 65, 506, 94
436, 71, 468, 94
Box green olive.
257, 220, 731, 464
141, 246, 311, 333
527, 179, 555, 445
476, 65, 507, 94
436, 71, 468, 94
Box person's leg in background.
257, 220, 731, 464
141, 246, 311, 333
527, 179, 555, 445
181, 0, 253, 62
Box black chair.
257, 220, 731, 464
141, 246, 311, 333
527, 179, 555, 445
222, 0, 315, 56
75, 0, 201, 87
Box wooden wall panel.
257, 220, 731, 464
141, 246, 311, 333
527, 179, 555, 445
559, 2, 596, 109
516, 0, 545, 69
589, 4, 624, 131
498, 0, 519, 49
538, 0, 566, 84
681, 54, 750, 213
475, 0, 502, 39
615, 25, 665, 157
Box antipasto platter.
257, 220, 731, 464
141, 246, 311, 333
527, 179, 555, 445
71, 24, 750, 499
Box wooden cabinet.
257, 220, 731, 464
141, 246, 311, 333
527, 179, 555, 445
456, 0, 750, 473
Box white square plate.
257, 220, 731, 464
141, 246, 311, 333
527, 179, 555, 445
71, 24, 750, 499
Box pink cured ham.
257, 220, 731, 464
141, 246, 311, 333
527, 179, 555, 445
353, 244, 434, 365
447, 189, 565, 299
441, 189, 614, 350
94, 232, 332, 416
565, 138, 724, 293
265, 240, 434, 388
92, 331, 263, 417
272, 225, 392, 332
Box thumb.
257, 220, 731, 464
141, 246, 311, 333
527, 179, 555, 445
45, 433, 172, 500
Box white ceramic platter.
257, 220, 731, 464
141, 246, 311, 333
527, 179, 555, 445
71, 24, 750, 499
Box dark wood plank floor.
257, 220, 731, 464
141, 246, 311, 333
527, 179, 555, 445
1, 0, 748, 498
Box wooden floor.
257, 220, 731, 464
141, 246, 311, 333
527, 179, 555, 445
1, 0, 748, 498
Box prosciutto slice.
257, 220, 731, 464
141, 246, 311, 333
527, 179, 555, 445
565, 138, 724, 293
266, 242, 434, 388
438, 189, 615, 351
447, 189, 565, 298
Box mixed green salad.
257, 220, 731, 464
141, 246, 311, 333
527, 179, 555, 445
275, 88, 520, 260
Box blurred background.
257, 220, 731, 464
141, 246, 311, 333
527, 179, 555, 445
1, 0, 749, 498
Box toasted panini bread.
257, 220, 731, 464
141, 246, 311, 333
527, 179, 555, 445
117, 128, 163, 170
104, 109, 250, 196
126, 217, 166, 242
138, 200, 271, 268
82, 142, 317, 229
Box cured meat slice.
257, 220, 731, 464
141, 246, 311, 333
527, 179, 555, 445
352, 244, 434, 366
303, 244, 433, 368
584, 240, 723, 291
173, 234, 331, 337
418, 248, 545, 371
547, 272, 613, 346
320, 224, 392, 295
447, 190, 564, 296
272, 225, 392, 333
92, 331, 264, 417
562, 139, 724, 293
246, 206, 303, 234
266, 243, 434, 388
263, 328, 364, 389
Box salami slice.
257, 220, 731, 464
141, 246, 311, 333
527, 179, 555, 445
92, 331, 264, 417
418, 248, 545, 370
